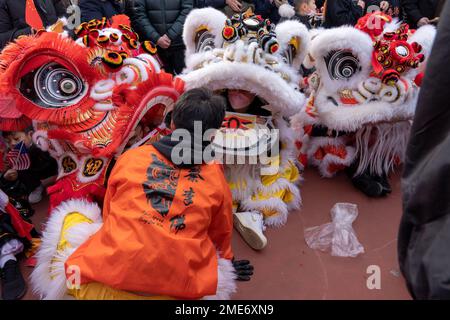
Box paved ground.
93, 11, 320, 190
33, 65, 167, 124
18, 168, 410, 300
232, 169, 410, 300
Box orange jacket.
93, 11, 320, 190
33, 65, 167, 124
65, 144, 234, 299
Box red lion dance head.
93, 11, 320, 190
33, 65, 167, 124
0, 16, 184, 210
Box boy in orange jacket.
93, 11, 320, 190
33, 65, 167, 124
32, 88, 253, 300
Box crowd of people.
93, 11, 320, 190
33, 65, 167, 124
0, 0, 446, 301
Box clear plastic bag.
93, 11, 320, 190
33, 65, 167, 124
304, 203, 365, 257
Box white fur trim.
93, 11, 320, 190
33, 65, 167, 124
226, 165, 260, 202
313, 87, 417, 132
276, 116, 298, 167
182, 8, 306, 116
291, 106, 320, 132
275, 19, 310, 78
203, 258, 237, 300
30, 199, 102, 300
241, 197, 289, 227
278, 3, 295, 18
383, 19, 402, 33
257, 176, 300, 200
182, 62, 303, 117
404, 24, 437, 80
183, 8, 227, 58
409, 25, 436, 60
308, 26, 373, 91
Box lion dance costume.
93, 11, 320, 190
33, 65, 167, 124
180, 8, 308, 249
0, 16, 187, 299
292, 13, 435, 194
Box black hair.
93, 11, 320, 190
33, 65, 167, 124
24, 125, 34, 134
172, 87, 226, 134
295, 0, 313, 7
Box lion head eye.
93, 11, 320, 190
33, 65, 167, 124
19, 62, 87, 109
324, 50, 361, 81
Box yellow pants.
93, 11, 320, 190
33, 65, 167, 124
68, 283, 174, 300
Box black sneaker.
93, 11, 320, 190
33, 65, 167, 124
0, 260, 27, 300
351, 173, 385, 198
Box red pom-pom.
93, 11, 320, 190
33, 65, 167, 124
223, 26, 235, 40
414, 73, 424, 87
270, 43, 279, 54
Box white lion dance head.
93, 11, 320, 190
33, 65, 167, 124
293, 12, 436, 178
181, 8, 309, 227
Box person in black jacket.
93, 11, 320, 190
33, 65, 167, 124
402, 0, 444, 28
323, 0, 365, 28
398, 0, 450, 299
254, 0, 294, 23
35, 0, 71, 26
132, 0, 193, 75
0, 0, 68, 50
196, 0, 254, 17
79, 0, 134, 22
195, 0, 234, 8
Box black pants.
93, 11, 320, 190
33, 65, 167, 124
158, 46, 186, 75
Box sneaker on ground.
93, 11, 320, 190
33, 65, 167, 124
233, 211, 267, 250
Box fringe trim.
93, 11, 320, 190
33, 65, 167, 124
354, 121, 410, 175
241, 197, 289, 227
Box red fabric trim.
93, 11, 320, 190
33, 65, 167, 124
5, 202, 33, 240
0, 117, 32, 131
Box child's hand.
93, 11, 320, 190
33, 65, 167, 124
4, 169, 18, 181
233, 259, 254, 281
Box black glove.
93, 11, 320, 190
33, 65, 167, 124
233, 259, 254, 281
